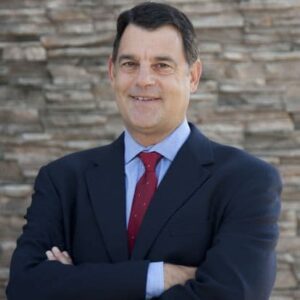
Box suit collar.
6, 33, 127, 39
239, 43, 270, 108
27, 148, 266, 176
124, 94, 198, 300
85, 134, 129, 262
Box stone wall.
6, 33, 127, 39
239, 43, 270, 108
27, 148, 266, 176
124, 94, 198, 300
0, 0, 300, 299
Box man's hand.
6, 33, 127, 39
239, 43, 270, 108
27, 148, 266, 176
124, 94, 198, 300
46, 247, 73, 265
164, 263, 196, 291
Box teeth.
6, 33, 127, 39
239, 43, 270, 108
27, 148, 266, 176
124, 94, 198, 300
133, 96, 156, 101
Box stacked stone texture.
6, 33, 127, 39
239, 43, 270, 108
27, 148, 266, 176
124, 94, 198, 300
0, 0, 299, 299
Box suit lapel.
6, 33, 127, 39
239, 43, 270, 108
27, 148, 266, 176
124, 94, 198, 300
85, 134, 129, 262
131, 125, 214, 259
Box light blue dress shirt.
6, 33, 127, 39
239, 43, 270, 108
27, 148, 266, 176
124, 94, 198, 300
124, 120, 191, 299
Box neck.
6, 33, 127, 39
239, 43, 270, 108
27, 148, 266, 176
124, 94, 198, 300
127, 128, 175, 147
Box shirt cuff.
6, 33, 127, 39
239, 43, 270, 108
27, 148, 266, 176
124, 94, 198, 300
145, 261, 164, 299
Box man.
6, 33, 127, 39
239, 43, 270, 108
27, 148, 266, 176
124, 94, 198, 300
6, 2, 281, 300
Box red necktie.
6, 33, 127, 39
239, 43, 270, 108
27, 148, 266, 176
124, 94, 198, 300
128, 151, 162, 253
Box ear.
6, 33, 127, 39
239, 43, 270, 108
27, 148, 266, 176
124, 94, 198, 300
108, 55, 115, 85
189, 59, 202, 93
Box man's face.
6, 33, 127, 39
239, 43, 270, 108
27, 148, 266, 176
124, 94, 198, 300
109, 24, 201, 145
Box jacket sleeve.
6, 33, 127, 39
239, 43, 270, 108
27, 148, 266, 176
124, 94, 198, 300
156, 161, 282, 300
6, 166, 148, 300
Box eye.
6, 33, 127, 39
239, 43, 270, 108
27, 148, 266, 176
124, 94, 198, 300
153, 63, 174, 74
120, 61, 138, 72
156, 63, 170, 69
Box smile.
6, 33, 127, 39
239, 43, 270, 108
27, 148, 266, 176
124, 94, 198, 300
131, 96, 161, 102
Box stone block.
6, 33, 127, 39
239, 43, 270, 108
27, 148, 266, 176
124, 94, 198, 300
0, 161, 23, 182
0, 241, 15, 268
244, 33, 283, 45
222, 52, 249, 61
3, 44, 46, 61
244, 13, 274, 28
192, 14, 244, 29
266, 62, 300, 80
198, 42, 222, 54
0, 185, 32, 198
275, 268, 298, 289
48, 65, 97, 86
202, 60, 226, 80
277, 253, 295, 264
284, 84, 300, 112
48, 47, 111, 58
0, 86, 45, 107
279, 165, 300, 186
0, 195, 31, 216
0, 216, 25, 240
240, 1, 300, 11
97, 100, 119, 115
48, 7, 89, 21
225, 62, 265, 82
20, 133, 52, 142
292, 113, 300, 130
3, 147, 60, 175
219, 83, 285, 94
0, 8, 45, 18
182, 3, 237, 15
244, 132, 300, 151
41, 33, 113, 48
0, 268, 9, 300
63, 140, 101, 151
45, 113, 107, 127
270, 296, 294, 300
219, 92, 284, 111
278, 237, 300, 254
12, 76, 48, 87
280, 210, 298, 237
252, 51, 300, 61
0, 108, 39, 124
0, 23, 54, 36
94, 20, 116, 32
199, 122, 244, 147
94, 82, 115, 101
282, 184, 300, 202
45, 89, 94, 102
57, 22, 94, 34
197, 28, 243, 44
197, 80, 218, 93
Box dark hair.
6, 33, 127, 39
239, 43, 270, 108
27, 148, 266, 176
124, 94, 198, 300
112, 2, 199, 65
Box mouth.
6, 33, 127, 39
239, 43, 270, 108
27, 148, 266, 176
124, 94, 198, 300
130, 95, 161, 102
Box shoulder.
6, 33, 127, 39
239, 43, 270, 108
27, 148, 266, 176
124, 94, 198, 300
210, 140, 282, 188
40, 134, 124, 178
189, 123, 280, 181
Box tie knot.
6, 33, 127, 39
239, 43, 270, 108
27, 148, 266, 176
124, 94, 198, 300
139, 152, 162, 172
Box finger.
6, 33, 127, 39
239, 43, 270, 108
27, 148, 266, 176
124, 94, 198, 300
62, 251, 70, 257
52, 247, 71, 265
52, 247, 72, 265
46, 250, 56, 261
62, 251, 73, 264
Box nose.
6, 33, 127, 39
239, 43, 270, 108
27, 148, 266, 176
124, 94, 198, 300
135, 65, 155, 88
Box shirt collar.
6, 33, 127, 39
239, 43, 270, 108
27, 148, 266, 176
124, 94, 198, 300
124, 119, 191, 164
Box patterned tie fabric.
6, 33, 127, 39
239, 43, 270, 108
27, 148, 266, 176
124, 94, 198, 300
128, 151, 162, 253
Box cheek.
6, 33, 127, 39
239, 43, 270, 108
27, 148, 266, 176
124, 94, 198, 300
114, 74, 132, 92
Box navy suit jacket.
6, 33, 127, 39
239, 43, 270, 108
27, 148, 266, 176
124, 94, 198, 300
7, 123, 281, 300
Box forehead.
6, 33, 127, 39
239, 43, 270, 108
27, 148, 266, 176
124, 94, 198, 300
117, 24, 186, 61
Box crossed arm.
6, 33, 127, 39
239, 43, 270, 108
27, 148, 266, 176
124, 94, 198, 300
46, 246, 197, 291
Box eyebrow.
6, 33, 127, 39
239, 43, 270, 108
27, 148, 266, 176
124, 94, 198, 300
117, 54, 177, 65
118, 55, 136, 64
154, 56, 176, 65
